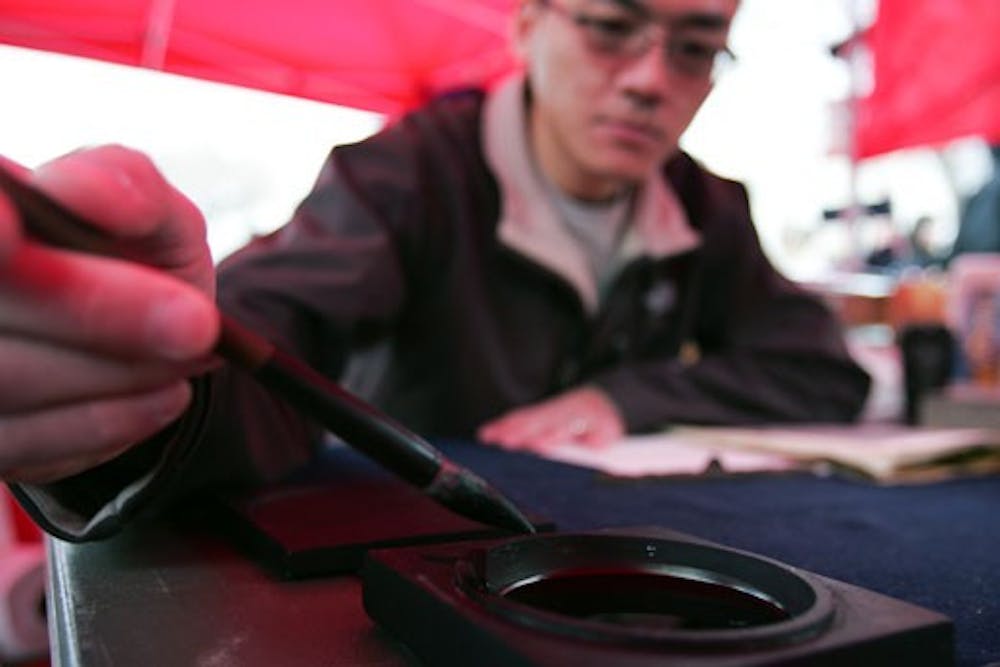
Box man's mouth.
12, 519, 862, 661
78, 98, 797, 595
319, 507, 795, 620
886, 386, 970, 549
593, 117, 664, 149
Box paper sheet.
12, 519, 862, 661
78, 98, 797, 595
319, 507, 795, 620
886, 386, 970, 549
540, 432, 799, 478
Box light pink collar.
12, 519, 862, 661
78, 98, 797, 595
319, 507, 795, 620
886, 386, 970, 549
482, 74, 700, 313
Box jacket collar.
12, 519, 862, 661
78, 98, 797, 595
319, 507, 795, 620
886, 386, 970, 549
482, 74, 700, 313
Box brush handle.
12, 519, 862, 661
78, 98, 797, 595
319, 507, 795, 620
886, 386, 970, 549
0, 163, 117, 255
218, 314, 443, 487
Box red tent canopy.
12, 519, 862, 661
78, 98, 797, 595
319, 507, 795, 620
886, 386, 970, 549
855, 0, 1000, 158
8, 1, 996, 156
0, 0, 520, 114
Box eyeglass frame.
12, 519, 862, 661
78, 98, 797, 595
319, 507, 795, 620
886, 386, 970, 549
534, 0, 737, 83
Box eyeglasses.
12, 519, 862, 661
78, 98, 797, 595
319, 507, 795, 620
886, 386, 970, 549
537, 0, 736, 83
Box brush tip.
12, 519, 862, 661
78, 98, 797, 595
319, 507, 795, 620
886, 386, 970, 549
426, 461, 536, 534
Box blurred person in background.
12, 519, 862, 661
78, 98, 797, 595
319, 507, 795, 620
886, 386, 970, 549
948, 145, 1000, 262
905, 216, 945, 270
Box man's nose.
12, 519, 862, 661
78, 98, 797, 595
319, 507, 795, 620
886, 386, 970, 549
617, 44, 673, 108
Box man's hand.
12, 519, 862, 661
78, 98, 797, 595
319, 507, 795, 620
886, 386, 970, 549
0, 146, 219, 484
477, 386, 625, 453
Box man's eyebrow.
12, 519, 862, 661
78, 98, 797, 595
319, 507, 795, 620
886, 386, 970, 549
672, 13, 731, 31
605, 0, 731, 31
606, 0, 652, 17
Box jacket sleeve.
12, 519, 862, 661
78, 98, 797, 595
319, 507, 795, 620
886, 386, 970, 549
592, 179, 871, 431
9, 136, 422, 541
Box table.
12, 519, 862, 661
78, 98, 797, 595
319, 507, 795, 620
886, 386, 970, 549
47, 441, 1000, 666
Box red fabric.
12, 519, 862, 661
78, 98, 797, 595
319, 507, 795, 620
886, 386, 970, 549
3, 486, 41, 543
12, 502, 41, 543
855, 0, 1000, 158
0, 0, 520, 114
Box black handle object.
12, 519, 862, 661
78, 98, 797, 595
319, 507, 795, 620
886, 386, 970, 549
898, 324, 955, 425
217, 314, 442, 486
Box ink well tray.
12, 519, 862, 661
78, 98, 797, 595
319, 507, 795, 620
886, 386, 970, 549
361, 527, 952, 666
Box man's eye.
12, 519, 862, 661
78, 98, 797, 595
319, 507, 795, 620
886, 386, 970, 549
672, 40, 719, 63
579, 16, 642, 44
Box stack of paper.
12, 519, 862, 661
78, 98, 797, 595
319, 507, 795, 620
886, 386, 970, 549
677, 424, 1000, 483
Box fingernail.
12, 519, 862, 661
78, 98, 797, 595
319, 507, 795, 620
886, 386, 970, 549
147, 291, 217, 361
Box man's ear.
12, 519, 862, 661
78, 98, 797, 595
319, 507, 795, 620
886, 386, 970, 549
513, 0, 542, 60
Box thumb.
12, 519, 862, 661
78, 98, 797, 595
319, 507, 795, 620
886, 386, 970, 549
0, 156, 32, 263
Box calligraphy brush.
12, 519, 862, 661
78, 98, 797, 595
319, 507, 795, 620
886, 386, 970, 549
0, 164, 535, 534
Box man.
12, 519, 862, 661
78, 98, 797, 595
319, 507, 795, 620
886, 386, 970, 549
0, 0, 869, 540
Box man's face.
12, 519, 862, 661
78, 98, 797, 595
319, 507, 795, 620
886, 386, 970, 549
517, 0, 739, 199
